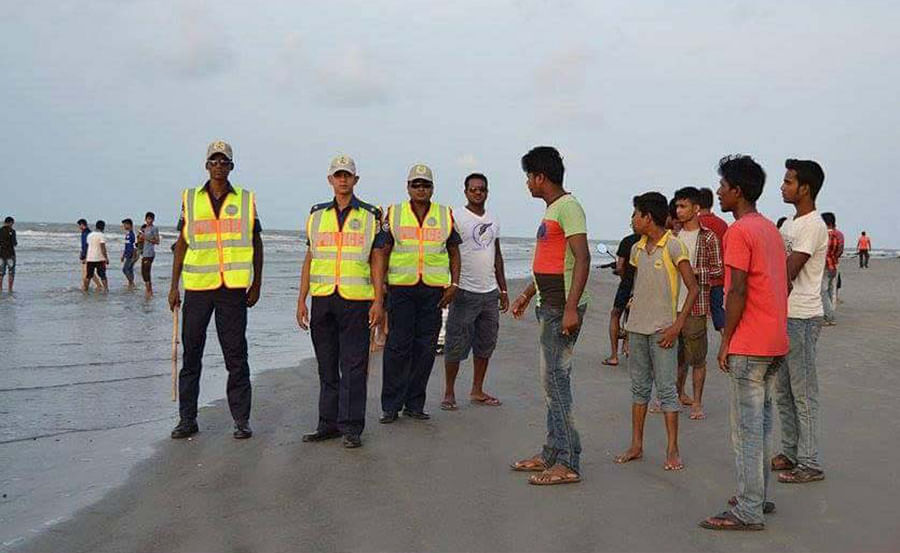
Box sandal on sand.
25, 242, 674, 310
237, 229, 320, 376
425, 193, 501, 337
510, 455, 548, 472
728, 496, 775, 514
470, 394, 502, 406
528, 464, 581, 486
698, 511, 764, 531
601, 357, 619, 367
440, 400, 458, 411
689, 409, 706, 420
770, 454, 796, 472
778, 466, 825, 484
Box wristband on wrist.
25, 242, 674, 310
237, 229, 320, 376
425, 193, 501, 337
500, 290, 508, 295
449, 283, 459, 288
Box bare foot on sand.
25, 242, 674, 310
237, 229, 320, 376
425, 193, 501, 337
614, 447, 643, 464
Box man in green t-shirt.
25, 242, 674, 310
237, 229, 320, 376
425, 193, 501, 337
510, 146, 590, 486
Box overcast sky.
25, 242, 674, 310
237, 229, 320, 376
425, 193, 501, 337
3, 0, 899, 245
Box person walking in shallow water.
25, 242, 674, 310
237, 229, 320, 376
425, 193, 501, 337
0, 216, 16, 293
168, 140, 263, 441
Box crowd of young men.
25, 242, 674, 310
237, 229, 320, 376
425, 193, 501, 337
156, 140, 834, 532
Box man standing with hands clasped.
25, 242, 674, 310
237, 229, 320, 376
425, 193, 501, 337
297, 155, 385, 448
168, 140, 263, 441
378, 163, 461, 423
510, 146, 590, 486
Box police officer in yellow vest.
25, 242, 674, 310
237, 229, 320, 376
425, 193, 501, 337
168, 140, 263, 440
376, 163, 461, 423
296, 155, 385, 448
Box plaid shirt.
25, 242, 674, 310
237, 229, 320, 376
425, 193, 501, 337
690, 228, 724, 317
826, 228, 844, 272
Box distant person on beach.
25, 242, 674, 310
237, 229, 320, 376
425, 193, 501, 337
378, 163, 461, 424
138, 211, 160, 298
614, 192, 697, 471
698, 187, 728, 333
673, 186, 723, 420
441, 172, 509, 412
296, 155, 384, 449
77, 218, 101, 290
168, 140, 263, 441
699, 155, 788, 531
0, 216, 16, 293
121, 218, 136, 289
821, 212, 844, 326
774, 158, 828, 484
83, 220, 109, 293
857, 231, 871, 268
602, 229, 640, 367
510, 146, 590, 486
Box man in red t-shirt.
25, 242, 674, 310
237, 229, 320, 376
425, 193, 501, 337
699, 155, 788, 532
698, 188, 728, 332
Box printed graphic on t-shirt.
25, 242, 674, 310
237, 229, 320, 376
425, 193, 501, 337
469, 222, 497, 250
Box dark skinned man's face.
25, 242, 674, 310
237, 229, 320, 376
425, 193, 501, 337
781, 169, 804, 205
716, 178, 738, 213
407, 179, 433, 202
206, 152, 233, 181
465, 178, 488, 207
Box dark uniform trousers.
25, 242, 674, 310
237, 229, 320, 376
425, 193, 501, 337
310, 293, 371, 435
381, 283, 443, 414
179, 287, 252, 423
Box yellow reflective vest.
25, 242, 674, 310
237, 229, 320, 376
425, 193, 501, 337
387, 201, 451, 287
181, 186, 255, 291
306, 200, 378, 300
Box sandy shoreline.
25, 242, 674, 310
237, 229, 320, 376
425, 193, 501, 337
10, 260, 900, 552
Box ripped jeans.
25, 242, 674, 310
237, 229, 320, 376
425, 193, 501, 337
536, 303, 586, 473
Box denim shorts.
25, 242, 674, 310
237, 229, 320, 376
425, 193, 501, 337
627, 331, 679, 412
444, 288, 500, 362
0, 257, 14, 277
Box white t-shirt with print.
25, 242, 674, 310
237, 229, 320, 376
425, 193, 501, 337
86, 231, 107, 262
454, 206, 500, 293
676, 228, 700, 312
781, 210, 828, 319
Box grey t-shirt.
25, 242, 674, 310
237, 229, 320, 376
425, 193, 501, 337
141, 225, 160, 259
624, 232, 690, 335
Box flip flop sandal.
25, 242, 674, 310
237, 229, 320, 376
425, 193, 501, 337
689, 411, 706, 420
698, 511, 764, 531
440, 400, 458, 411
601, 358, 620, 366
728, 496, 776, 514
470, 395, 502, 406
528, 468, 581, 486
778, 467, 825, 483
664, 462, 685, 471
510, 457, 548, 472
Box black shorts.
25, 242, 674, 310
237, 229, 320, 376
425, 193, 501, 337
613, 280, 633, 311
141, 257, 154, 282
86, 261, 107, 280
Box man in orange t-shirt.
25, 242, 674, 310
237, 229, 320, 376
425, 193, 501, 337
857, 231, 871, 268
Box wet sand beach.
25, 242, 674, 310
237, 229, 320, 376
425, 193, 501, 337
8, 259, 900, 552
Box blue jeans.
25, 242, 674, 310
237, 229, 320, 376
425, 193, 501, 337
122, 256, 136, 280
821, 269, 837, 323
627, 332, 679, 412
537, 304, 585, 473
728, 355, 780, 525
776, 317, 823, 470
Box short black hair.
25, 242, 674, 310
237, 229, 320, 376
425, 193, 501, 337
821, 212, 836, 227
521, 146, 564, 185
785, 159, 825, 200
633, 192, 669, 227
862, 231, 867, 236
122, 218, 133, 226
718, 155, 766, 203
464, 172, 488, 190
674, 186, 701, 205
95, 220, 106, 231
77, 218, 88, 226
4, 216, 13, 224
698, 188, 714, 209
145, 211, 155, 220
776, 217, 787, 229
